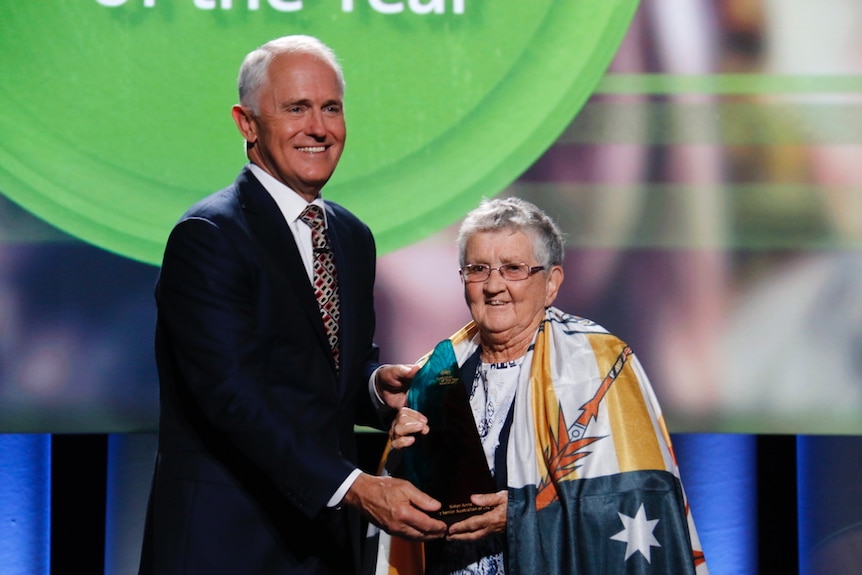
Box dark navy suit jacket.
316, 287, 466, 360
139, 167, 382, 575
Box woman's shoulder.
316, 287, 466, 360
547, 307, 611, 335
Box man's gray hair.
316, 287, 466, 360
237, 35, 345, 115
457, 197, 566, 267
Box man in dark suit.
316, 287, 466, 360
139, 35, 447, 575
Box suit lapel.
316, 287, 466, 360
235, 169, 334, 366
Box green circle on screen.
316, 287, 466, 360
0, 0, 637, 264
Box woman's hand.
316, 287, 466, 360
446, 490, 508, 541
389, 407, 430, 449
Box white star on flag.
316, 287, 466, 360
610, 503, 662, 563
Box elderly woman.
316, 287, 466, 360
377, 197, 708, 575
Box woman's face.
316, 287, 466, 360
462, 229, 563, 352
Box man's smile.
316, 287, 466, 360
297, 146, 327, 153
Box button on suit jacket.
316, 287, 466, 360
139, 166, 382, 575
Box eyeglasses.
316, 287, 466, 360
459, 263, 546, 283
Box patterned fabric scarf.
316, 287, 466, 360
367, 307, 708, 575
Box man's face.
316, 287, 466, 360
237, 52, 346, 201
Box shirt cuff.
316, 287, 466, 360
327, 468, 362, 508
368, 365, 388, 412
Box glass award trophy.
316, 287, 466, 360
389, 339, 495, 525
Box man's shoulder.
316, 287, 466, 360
183, 185, 239, 219
180, 170, 255, 221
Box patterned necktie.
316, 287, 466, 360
299, 204, 340, 370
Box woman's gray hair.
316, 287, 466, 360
237, 35, 345, 115
457, 197, 566, 267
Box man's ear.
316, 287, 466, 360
231, 105, 257, 143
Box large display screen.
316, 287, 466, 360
2, 0, 861, 434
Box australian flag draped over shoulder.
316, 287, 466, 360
506, 309, 707, 574
368, 307, 707, 575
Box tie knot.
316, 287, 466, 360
299, 204, 325, 232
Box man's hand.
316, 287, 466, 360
343, 472, 447, 541
375, 364, 420, 410
446, 490, 508, 542
389, 407, 429, 449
